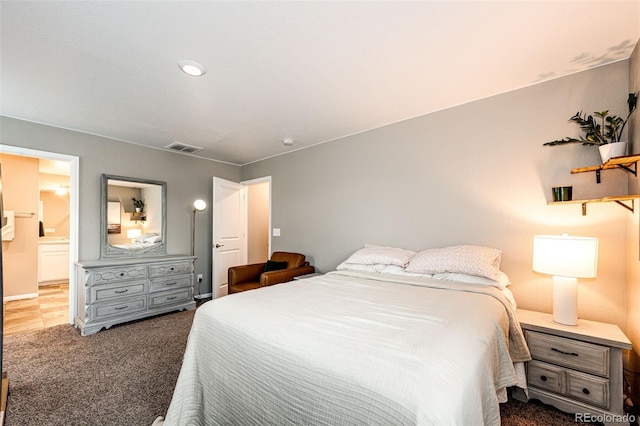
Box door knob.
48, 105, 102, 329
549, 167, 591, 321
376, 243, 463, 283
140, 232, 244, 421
215, 244, 224, 248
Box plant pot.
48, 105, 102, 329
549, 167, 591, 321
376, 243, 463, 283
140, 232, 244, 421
135, 207, 142, 213
598, 141, 627, 163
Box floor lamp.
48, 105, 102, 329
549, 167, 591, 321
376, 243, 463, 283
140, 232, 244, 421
191, 199, 207, 256
532, 234, 598, 326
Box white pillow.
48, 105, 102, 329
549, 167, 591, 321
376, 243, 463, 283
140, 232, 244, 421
136, 232, 161, 244
342, 244, 416, 267
405, 245, 503, 281
336, 262, 406, 274
431, 271, 510, 289
145, 234, 162, 243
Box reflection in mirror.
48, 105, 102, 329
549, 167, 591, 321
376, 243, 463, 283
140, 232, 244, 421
100, 174, 166, 258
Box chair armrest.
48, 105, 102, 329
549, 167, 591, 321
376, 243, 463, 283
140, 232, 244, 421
261, 265, 316, 286
228, 263, 266, 286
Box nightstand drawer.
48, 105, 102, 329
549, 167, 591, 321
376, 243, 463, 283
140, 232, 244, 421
566, 370, 609, 409
528, 360, 564, 393
526, 331, 609, 377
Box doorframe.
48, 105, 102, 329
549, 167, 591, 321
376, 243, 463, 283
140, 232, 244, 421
241, 176, 272, 260
0, 144, 79, 324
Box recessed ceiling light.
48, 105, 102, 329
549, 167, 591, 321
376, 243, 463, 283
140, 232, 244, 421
283, 138, 294, 146
178, 60, 206, 77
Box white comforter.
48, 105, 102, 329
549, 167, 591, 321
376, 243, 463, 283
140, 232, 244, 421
159, 270, 530, 426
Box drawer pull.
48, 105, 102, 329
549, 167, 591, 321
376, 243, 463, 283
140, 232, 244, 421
114, 289, 128, 294
583, 388, 590, 395
551, 347, 579, 357
166, 296, 177, 301
118, 272, 125, 277
165, 281, 178, 286
540, 375, 548, 381
115, 305, 128, 310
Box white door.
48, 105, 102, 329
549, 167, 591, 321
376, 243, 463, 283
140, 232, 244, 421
212, 177, 247, 298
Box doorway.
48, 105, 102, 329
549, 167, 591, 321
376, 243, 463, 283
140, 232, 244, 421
244, 177, 271, 264
211, 176, 271, 298
0, 145, 79, 332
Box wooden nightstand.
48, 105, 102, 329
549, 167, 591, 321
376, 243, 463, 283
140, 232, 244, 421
515, 309, 632, 423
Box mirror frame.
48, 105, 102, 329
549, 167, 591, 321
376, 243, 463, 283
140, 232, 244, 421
100, 174, 167, 259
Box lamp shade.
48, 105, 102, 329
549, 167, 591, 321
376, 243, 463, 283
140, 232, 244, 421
532, 235, 598, 278
193, 199, 207, 212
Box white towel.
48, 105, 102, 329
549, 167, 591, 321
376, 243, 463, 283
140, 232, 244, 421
2, 210, 15, 241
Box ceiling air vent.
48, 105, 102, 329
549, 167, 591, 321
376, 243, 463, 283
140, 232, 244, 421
164, 142, 204, 154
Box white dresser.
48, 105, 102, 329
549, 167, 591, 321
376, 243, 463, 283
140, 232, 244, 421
75, 255, 196, 336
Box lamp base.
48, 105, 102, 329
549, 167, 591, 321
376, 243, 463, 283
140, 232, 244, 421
552, 276, 578, 326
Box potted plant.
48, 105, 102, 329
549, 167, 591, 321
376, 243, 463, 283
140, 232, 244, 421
544, 93, 638, 163
132, 198, 144, 212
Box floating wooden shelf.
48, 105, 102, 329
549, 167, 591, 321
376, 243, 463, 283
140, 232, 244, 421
548, 195, 640, 216
547, 154, 640, 215
571, 154, 640, 183
130, 212, 146, 221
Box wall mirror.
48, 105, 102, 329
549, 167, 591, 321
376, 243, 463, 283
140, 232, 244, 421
100, 174, 167, 258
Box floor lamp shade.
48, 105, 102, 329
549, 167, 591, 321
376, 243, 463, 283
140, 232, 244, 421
191, 199, 207, 256
532, 235, 598, 326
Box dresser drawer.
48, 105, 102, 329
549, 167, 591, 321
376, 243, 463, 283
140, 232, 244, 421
149, 289, 191, 308
149, 261, 192, 278
92, 265, 147, 284
566, 369, 609, 409
93, 296, 147, 320
149, 276, 191, 293
528, 360, 564, 393
92, 280, 146, 302
526, 331, 609, 377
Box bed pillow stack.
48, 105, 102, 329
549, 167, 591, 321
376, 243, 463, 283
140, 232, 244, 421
336, 244, 415, 274
337, 244, 510, 289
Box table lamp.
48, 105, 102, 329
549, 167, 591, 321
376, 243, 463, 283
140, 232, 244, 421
532, 234, 598, 326
127, 228, 142, 244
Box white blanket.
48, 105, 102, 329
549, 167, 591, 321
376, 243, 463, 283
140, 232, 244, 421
159, 271, 530, 426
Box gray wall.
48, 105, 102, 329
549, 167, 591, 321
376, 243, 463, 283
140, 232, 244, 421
1, 60, 633, 327
0, 116, 241, 295
242, 61, 632, 328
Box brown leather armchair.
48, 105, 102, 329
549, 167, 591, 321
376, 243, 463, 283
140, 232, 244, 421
228, 251, 315, 294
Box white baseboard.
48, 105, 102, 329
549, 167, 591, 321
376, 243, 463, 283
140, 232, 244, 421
194, 293, 212, 300
3, 293, 38, 303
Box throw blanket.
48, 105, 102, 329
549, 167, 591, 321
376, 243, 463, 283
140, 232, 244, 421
158, 271, 530, 425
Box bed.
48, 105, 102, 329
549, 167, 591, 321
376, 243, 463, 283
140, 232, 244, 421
157, 245, 531, 426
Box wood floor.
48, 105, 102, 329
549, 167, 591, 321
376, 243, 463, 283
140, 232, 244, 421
2, 283, 69, 336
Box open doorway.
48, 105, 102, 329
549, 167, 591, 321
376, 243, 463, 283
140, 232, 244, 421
244, 177, 271, 264
211, 176, 271, 298
0, 145, 79, 335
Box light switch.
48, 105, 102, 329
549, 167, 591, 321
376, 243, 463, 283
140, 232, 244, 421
273, 228, 281, 237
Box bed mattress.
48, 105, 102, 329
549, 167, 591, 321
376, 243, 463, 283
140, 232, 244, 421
159, 270, 530, 425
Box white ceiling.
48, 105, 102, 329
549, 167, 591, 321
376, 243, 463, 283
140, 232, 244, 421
1, 1, 639, 166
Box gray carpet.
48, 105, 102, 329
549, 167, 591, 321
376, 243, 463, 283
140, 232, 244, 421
2, 305, 593, 425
